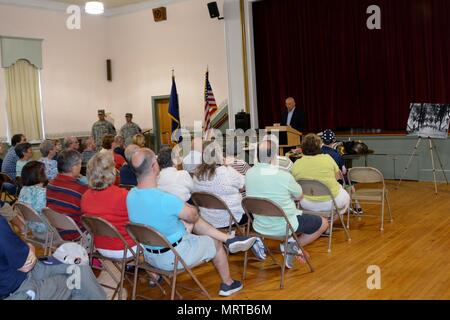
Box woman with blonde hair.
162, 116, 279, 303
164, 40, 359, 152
132, 133, 146, 148
81, 152, 137, 299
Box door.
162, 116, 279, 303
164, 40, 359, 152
157, 99, 171, 146
152, 96, 171, 153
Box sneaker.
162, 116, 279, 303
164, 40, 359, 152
225, 236, 257, 254
218, 280, 243, 297
251, 238, 267, 260
281, 242, 299, 269
148, 275, 163, 288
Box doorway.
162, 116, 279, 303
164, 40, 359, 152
152, 95, 171, 153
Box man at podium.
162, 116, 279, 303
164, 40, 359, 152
281, 97, 306, 133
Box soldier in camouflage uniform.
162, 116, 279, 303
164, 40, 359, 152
119, 113, 142, 146
92, 109, 116, 148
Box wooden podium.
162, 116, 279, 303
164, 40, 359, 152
265, 125, 302, 155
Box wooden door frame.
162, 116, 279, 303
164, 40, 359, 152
151, 95, 170, 153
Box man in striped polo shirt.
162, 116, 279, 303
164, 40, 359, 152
46, 150, 88, 240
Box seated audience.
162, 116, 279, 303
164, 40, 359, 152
192, 142, 245, 229
0, 216, 106, 300
157, 147, 193, 202
291, 133, 351, 218
39, 140, 58, 180
182, 136, 203, 174
1, 134, 26, 179
245, 140, 328, 268
100, 134, 126, 170
320, 129, 346, 174
132, 133, 146, 148
15, 143, 33, 178
119, 144, 139, 186
63, 136, 80, 151
113, 135, 126, 159
46, 150, 88, 240
81, 152, 137, 299
127, 148, 257, 296
18, 161, 49, 237
81, 137, 97, 167
225, 142, 251, 176
54, 139, 62, 156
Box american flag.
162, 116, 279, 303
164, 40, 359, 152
203, 70, 218, 132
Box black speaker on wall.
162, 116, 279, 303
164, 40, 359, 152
207, 2, 224, 20
106, 59, 112, 81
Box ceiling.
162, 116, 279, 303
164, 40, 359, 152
50, 0, 150, 9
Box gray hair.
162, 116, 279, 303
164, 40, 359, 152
57, 150, 82, 173
124, 144, 140, 163
40, 140, 55, 157
63, 136, 78, 149
87, 151, 116, 190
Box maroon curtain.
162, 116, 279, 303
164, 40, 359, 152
253, 0, 450, 132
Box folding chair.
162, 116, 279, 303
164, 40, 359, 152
241, 197, 314, 289
347, 167, 393, 231
126, 222, 211, 300
297, 179, 351, 253
0, 172, 18, 203
13, 202, 57, 256
81, 215, 136, 300
42, 208, 90, 250
191, 191, 246, 235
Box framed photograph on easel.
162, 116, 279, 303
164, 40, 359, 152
399, 103, 450, 193
406, 103, 450, 139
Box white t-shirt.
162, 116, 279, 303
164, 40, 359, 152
193, 166, 245, 228
157, 167, 194, 202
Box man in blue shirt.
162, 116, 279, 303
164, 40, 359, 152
0, 216, 106, 300
127, 148, 257, 297
320, 129, 346, 173
1, 134, 27, 179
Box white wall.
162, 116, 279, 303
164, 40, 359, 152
0, 0, 229, 139
0, 4, 109, 139
106, 0, 228, 131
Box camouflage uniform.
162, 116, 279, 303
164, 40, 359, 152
120, 122, 142, 146
92, 120, 116, 148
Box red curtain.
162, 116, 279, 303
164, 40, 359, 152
253, 0, 450, 132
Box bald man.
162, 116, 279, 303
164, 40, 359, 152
126, 148, 257, 296
281, 97, 306, 133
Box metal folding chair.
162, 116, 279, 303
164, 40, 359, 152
241, 197, 314, 289
297, 179, 351, 253
191, 191, 246, 235
13, 202, 57, 256
42, 208, 90, 250
347, 167, 393, 231
126, 222, 212, 300
81, 215, 136, 300
0, 172, 19, 203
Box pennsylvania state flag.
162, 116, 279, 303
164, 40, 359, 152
168, 75, 181, 142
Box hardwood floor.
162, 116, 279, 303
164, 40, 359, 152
130, 181, 450, 300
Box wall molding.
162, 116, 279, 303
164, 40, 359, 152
0, 0, 189, 17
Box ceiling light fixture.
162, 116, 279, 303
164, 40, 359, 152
85, 1, 104, 15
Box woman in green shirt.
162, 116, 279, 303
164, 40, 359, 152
291, 134, 350, 217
